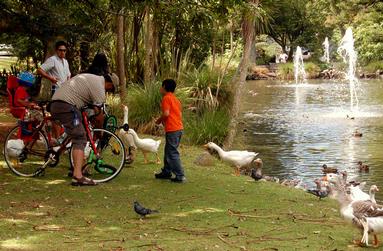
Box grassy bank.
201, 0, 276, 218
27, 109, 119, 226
276, 62, 321, 80
0, 140, 363, 250
0, 56, 18, 71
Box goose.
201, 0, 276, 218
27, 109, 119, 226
333, 183, 383, 247
204, 142, 258, 176
324, 173, 378, 202
115, 105, 137, 163
358, 161, 369, 172
369, 185, 379, 204
322, 164, 338, 174
128, 128, 161, 164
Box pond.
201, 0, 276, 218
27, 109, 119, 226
238, 79, 383, 200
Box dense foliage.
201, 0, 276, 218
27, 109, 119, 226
1, 0, 382, 144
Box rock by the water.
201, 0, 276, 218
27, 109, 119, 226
194, 152, 215, 166
320, 69, 344, 79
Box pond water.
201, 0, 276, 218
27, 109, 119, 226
238, 79, 383, 200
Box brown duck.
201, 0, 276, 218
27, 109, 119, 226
353, 130, 363, 137
358, 161, 369, 172
322, 164, 338, 174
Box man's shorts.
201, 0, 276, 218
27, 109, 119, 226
49, 101, 87, 150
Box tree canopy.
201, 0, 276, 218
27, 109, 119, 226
0, 0, 382, 81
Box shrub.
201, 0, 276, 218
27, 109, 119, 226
363, 61, 383, 73
180, 66, 234, 112
184, 109, 230, 145
116, 81, 190, 134
276, 62, 320, 80
276, 63, 294, 80
304, 62, 321, 78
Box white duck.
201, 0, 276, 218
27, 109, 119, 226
116, 105, 137, 161
6, 139, 24, 158
5, 139, 25, 167
333, 183, 383, 247
204, 142, 259, 176
128, 128, 161, 164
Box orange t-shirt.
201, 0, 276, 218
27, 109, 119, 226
161, 92, 183, 132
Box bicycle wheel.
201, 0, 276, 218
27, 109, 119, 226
4, 126, 49, 177
69, 128, 125, 183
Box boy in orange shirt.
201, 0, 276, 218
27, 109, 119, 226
155, 79, 186, 183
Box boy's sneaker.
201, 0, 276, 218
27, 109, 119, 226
171, 176, 187, 183
155, 172, 172, 179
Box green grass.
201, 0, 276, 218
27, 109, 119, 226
0, 138, 366, 250
0, 56, 18, 71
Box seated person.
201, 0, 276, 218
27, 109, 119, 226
14, 72, 41, 119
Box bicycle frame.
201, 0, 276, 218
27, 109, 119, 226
22, 105, 100, 166
81, 110, 100, 158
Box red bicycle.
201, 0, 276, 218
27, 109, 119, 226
3, 102, 126, 183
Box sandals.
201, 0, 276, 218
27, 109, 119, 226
71, 176, 97, 186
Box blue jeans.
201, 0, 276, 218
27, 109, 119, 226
162, 130, 184, 178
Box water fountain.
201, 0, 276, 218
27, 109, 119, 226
322, 37, 330, 63
294, 46, 307, 85
337, 28, 359, 113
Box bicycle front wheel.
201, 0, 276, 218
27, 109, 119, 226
69, 128, 125, 183
4, 126, 49, 177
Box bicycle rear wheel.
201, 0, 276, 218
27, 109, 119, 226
69, 128, 125, 183
4, 126, 49, 177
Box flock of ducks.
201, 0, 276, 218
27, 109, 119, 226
321, 172, 383, 247
204, 142, 303, 188
203, 141, 382, 247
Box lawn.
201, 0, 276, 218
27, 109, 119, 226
0, 56, 18, 71
0, 133, 367, 250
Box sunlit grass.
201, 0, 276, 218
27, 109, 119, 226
0, 56, 18, 70
0, 140, 365, 250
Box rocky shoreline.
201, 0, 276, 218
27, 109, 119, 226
246, 64, 383, 80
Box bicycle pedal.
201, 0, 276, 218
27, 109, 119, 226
36, 169, 45, 176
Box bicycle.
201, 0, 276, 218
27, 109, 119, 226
3, 102, 126, 183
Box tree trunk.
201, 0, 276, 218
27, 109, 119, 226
151, 0, 160, 77
230, 30, 233, 52
212, 36, 216, 70
144, 5, 154, 86
116, 10, 127, 101
80, 41, 90, 72
223, 0, 257, 148
132, 11, 144, 83
249, 35, 257, 65
288, 46, 294, 62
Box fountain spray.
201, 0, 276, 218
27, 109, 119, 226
294, 46, 307, 85
337, 28, 359, 113
323, 37, 330, 63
